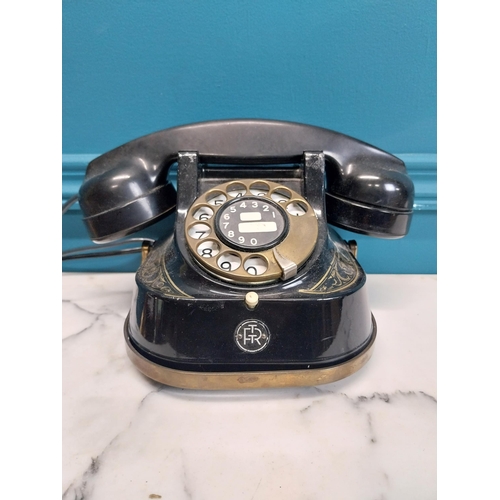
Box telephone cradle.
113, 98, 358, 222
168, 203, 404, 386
79, 120, 414, 390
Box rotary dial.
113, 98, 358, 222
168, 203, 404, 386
185, 179, 319, 284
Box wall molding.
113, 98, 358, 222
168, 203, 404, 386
62, 153, 437, 212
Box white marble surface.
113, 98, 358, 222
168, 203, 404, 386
62, 273, 436, 500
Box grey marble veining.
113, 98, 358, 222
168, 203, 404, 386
63, 274, 436, 500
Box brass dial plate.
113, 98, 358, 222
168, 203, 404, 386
185, 179, 319, 284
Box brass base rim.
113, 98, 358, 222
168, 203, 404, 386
124, 317, 376, 390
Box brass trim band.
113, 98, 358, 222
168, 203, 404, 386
124, 318, 376, 390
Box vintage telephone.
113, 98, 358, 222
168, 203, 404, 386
78, 119, 414, 389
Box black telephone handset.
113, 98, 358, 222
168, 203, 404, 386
79, 120, 414, 390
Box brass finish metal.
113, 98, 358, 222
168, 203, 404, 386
299, 242, 360, 295
185, 179, 319, 284
141, 241, 151, 263
347, 240, 358, 258
124, 317, 376, 390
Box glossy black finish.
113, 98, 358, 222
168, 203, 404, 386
79, 120, 414, 241
123, 152, 373, 373
127, 228, 373, 372
77, 122, 414, 380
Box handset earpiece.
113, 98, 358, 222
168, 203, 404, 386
79, 119, 414, 242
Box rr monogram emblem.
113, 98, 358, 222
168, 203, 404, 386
234, 320, 271, 353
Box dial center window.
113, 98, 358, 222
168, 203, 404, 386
215, 197, 288, 251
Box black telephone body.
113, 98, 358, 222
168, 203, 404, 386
79, 120, 414, 390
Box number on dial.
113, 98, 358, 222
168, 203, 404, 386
286, 201, 307, 216
227, 183, 246, 198
217, 253, 241, 271
250, 183, 269, 196
193, 206, 214, 221
197, 240, 220, 258
271, 189, 291, 203
188, 223, 211, 239
244, 256, 268, 276
206, 192, 227, 206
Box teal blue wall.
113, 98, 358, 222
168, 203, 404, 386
62, 0, 436, 273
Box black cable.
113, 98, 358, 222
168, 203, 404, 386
62, 194, 79, 215
62, 247, 142, 261
62, 237, 154, 256
62, 235, 155, 261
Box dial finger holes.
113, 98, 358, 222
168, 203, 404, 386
226, 183, 247, 198
197, 240, 220, 258
206, 191, 227, 206
192, 206, 214, 221
244, 256, 268, 276
217, 252, 241, 272
188, 223, 211, 240
249, 182, 269, 197
271, 187, 291, 204
286, 201, 308, 216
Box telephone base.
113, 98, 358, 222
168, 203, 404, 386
75, 120, 413, 389
124, 315, 376, 390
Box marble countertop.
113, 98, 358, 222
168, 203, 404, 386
62, 273, 436, 500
